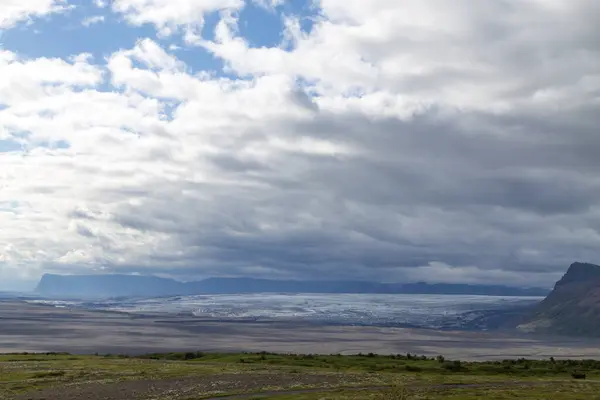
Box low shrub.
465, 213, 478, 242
442, 360, 469, 372
33, 371, 66, 378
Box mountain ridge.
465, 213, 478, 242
36, 273, 549, 299
518, 262, 600, 336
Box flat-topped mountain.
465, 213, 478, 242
553, 262, 600, 287
518, 262, 600, 336
36, 274, 186, 298
35, 274, 549, 299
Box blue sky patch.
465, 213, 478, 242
0, 0, 317, 80
0, 139, 23, 153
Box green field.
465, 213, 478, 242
1, 352, 600, 399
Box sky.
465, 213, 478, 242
0, 0, 599, 291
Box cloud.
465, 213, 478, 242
0, 0, 599, 288
404, 262, 562, 288
201, 0, 599, 110
251, 0, 283, 10
0, 0, 70, 29
111, 0, 244, 37
82, 15, 105, 27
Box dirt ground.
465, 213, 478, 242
13, 375, 563, 400
15, 372, 356, 400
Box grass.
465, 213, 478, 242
1, 352, 600, 399
135, 351, 600, 379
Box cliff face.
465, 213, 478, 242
518, 262, 600, 336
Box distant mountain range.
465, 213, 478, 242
35, 273, 549, 298
518, 262, 600, 336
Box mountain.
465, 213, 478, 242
36, 274, 187, 298
189, 278, 547, 296
35, 274, 549, 299
517, 262, 600, 336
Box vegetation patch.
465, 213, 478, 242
1, 352, 600, 399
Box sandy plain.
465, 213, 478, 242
1, 300, 599, 360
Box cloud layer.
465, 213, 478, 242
0, 0, 69, 29
1, 0, 599, 288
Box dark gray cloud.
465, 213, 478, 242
91, 101, 599, 288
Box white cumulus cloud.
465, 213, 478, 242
111, 0, 244, 37
0, 0, 69, 29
